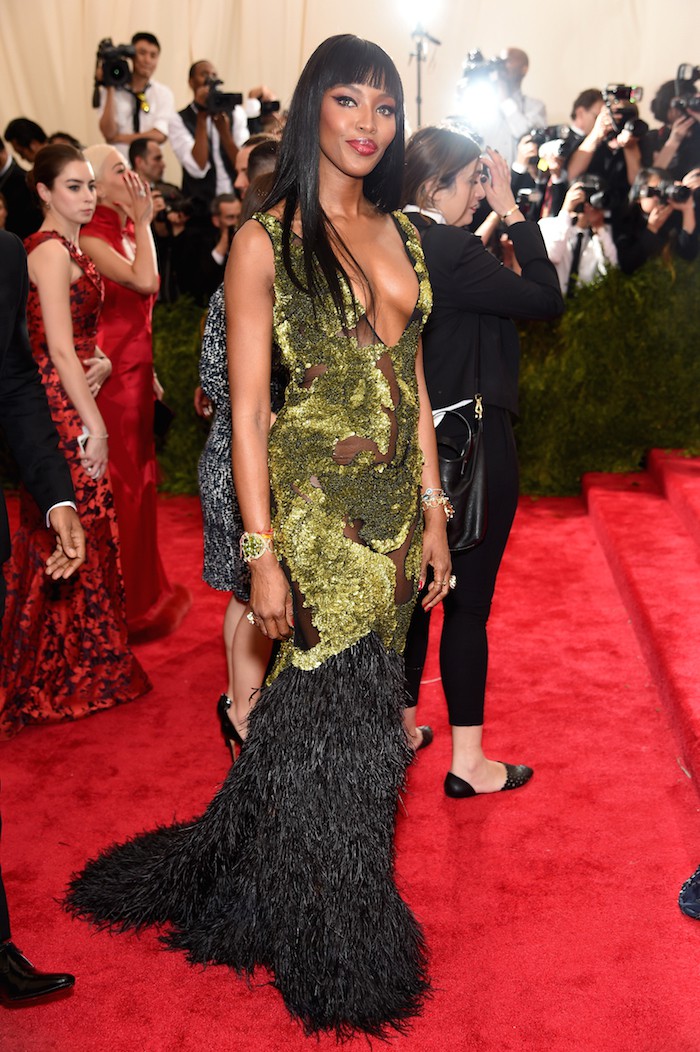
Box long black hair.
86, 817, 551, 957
263, 34, 405, 323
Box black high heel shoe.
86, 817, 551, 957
444, 762, 533, 798
216, 693, 245, 759
415, 726, 433, 751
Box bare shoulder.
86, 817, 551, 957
31, 235, 69, 262
28, 236, 71, 279
229, 218, 274, 273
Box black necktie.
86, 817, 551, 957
567, 231, 585, 298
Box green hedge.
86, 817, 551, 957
152, 296, 209, 495
3, 260, 699, 498
516, 256, 700, 494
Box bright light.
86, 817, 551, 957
399, 0, 440, 29
455, 78, 500, 126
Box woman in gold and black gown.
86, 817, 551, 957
65, 35, 450, 1039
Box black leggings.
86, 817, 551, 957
404, 405, 519, 726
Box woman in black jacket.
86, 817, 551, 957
402, 127, 564, 797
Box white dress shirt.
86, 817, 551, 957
539, 212, 618, 294
167, 105, 249, 195
99, 81, 176, 161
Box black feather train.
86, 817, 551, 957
65, 632, 430, 1040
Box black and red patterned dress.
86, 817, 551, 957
0, 231, 151, 739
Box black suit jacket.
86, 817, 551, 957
410, 215, 564, 415
0, 231, 74, 599
0, 160, 42, 240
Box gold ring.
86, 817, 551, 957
449, 574, 457, 589
246, 611, 256, 625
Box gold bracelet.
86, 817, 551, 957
421, 488, 455, 521
500, 205, 520, 220
240, 529, 274, 562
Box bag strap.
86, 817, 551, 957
436, 409, 473, 459
474, 318, 483, 421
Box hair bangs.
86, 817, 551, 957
320, 37, 403, 108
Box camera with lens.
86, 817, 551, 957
572, 174, 608, 212
601, 84, 647, 141
671, 62, 700, 114
96, 38, 135, 88
673, 94, 700, 113
205, 77, 244, 116
514, 185, 543, 222
527, 125, 572, 151
92, 38, 136, 107
639, 180, 692, 205
460, 49, 506, 84
260, 100, 280, 117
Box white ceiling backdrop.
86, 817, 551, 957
1, 0, 695, 181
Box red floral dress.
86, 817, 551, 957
0, 231, 151, 738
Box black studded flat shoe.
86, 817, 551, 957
444, 762, 533, 799
679, 865, 700, 919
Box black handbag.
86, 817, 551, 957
153, 397, 176, 439
437, 401, 487, 552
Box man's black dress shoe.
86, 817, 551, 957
679, 864, 700, 919
0, 942, 75, 1004
444, 762, 534, 798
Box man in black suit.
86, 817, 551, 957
0, 137, 42, 240
0, 229, 85, 1004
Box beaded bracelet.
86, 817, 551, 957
421, 488, 455, 521
240, 529, 275, 562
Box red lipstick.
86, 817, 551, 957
347, 139, 378, 156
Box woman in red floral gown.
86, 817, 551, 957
81, 145, 190, 641
0, 144, 150, 739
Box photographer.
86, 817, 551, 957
539, 179, 618, 295
459, 48, 546, 166
567, 89, 644, 230
97, 32, 175, 161
616, 167, 698, 274
168, 60, 249, 220
643, 78, 700, 180
511, 135, 570, 221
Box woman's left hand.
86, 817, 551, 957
419, 514, 452, 610
153, 372, 164, 400
84, 353, 112, 397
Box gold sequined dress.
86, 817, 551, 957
65, 211, 433, 1040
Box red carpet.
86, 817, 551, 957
2, 483, 700, 1052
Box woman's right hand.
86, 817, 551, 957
80, 435, 109, 481
114, 171, 154, 226
249, 555, 294, 639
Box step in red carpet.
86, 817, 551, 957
584, 453, 700, 786
2, 492, 699, 1051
